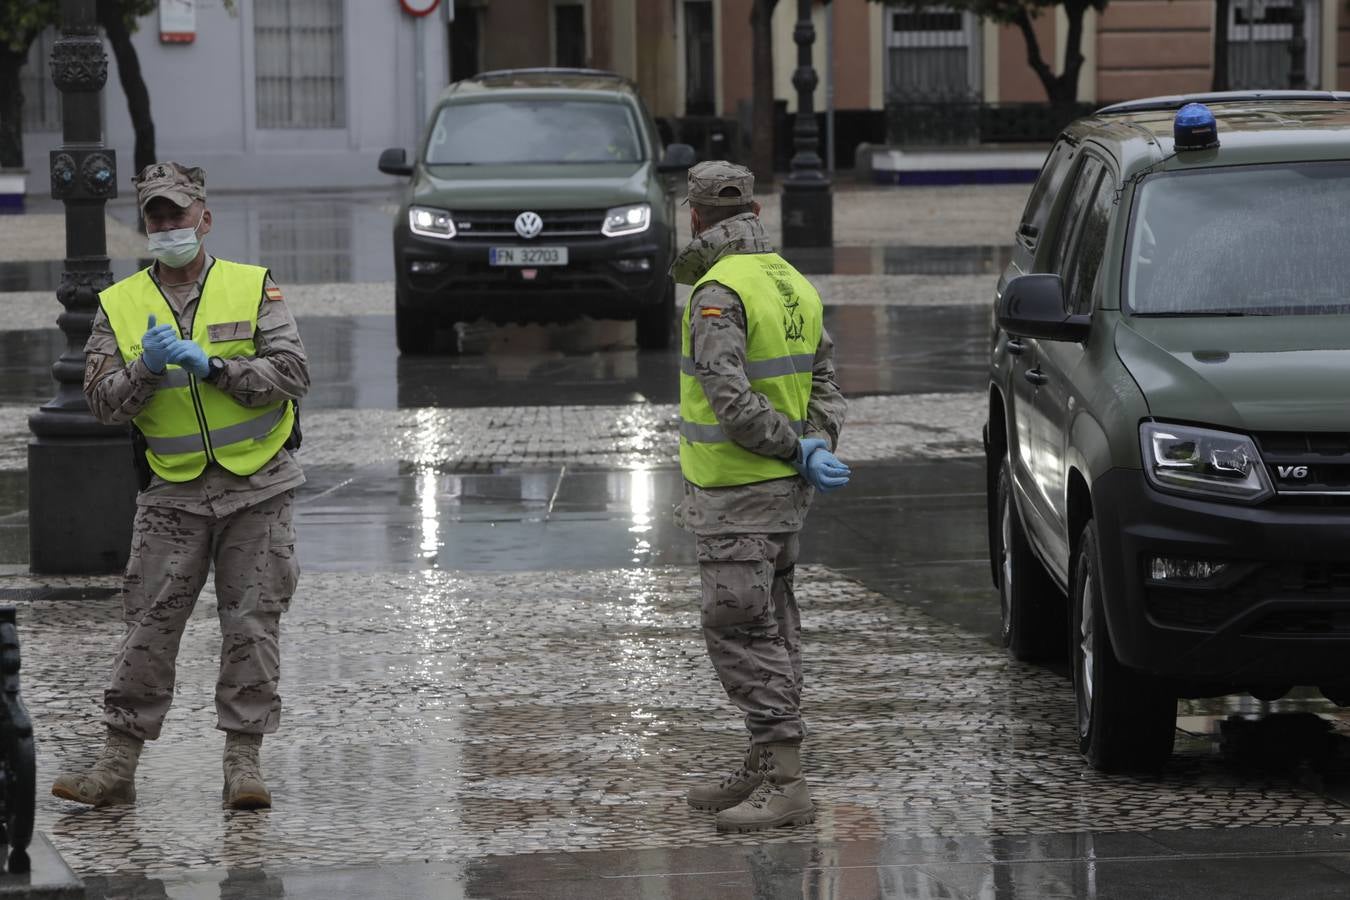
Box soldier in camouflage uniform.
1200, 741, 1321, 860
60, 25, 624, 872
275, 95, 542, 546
51, 162, 308, 810
673, 161, 849, 832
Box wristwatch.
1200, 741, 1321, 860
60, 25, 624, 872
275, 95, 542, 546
204, 356, 226, 383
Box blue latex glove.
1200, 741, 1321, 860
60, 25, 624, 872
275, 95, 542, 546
804, 448, 851, 493
140, 314, 177, 374
165, 338, 209, 379
790, 437, 828, 477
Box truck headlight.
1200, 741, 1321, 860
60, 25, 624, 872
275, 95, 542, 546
409, 206, 456, 239
601, 203, 650, 237
1140, 422, 1273, 503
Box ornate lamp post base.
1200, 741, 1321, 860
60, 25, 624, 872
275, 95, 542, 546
781, 178, 833, 249
28, 433, 136, 574
29, 0, 138, 574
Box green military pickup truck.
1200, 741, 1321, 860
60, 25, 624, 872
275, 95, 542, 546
985, 92, 1350, 772
379, 68, 695, 354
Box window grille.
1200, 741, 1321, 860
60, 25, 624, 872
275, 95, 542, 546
684, 1, 715, 116
884, 6, 982, 103
553, 3, 586, 68
255, 0, 346, 129
1227, 0, 1319, 89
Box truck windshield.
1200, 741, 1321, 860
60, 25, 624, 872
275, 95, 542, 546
424, 100, 643, 165
1126, 161, 1350, 316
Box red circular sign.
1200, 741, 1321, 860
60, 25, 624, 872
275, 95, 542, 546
399, 0, 440, 16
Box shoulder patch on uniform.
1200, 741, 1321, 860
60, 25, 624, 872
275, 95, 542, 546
264, 286, 284, 302
700, 307, 723, 318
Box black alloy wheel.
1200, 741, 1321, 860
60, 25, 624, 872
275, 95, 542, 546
994, 458, 1064, 662
635, 282, 675, 350
395, 300, 437, 355
1072, 520, 1177, 772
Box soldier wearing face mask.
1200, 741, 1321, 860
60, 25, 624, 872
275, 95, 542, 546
51, 161, 308, 811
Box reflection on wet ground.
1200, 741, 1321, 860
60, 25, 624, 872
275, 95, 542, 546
71, 825, 1350, 899
0, 258, 152, 292
0, 304, 989, 408
785, 244, 1014, 277
0, 244, 1014, 290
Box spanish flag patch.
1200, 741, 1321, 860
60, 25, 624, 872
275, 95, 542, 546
264, 286, 284, 302
700, 307, 723, 318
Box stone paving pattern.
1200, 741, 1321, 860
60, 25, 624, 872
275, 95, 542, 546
0, 273, 991, 333
0, 393, 984, 475
20, 567, 1349, 876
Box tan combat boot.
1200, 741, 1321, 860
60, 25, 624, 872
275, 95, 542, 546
715, 742, 814, 832
687, 743, 762, 811
223, 732, 272, 810
51, 726, 143, 807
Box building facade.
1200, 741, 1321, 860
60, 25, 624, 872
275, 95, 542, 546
14, 0, 1350, 191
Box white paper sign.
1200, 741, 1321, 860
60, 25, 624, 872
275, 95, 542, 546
160, 0, 195, 44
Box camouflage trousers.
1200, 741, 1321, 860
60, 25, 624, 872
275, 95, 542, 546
697, 532, 804, 745
104, 491, 299, 741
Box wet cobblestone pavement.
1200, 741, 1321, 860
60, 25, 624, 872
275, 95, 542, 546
6, 186, 1350, 897
12, 566, 1350, 881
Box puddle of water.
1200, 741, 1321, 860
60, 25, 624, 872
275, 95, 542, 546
2, 304, 990, 408
784, 244, 1013, 276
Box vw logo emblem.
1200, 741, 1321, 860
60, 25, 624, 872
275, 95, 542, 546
514, 211, 543, 239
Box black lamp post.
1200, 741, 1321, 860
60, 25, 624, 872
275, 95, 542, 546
28, 0, 137, 574
779, 0, 832, 248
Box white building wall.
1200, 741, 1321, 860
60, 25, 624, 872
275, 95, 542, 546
24, 0, 447, 193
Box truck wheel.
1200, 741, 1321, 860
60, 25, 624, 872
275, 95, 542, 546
636, 283, 674, 350
1073, 520, 1177, 772
994, 458, 1064, 662
396, 304, 437, 355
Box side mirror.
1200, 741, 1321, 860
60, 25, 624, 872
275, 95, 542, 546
657, 143, 696, 173
997, 274, 1089, 342
378, 147, 413, 177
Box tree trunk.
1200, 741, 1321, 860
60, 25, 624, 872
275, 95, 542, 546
0, 40, 35, 169
1012, 5, 1084, 125
1057, 1, 1087, 106
1011, 10, 1059, 103
750, 0, 776, 184
98, 2, 155, 174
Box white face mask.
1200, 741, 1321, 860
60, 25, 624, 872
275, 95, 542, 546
147, 210, 204, 269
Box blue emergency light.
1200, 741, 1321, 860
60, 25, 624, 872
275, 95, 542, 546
1174, 103, 1220, 151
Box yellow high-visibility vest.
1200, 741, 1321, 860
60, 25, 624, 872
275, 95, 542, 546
100, 259, 295, 483
680, 252, 823, 488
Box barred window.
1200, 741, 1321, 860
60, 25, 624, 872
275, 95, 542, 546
20, 27, 61, 132
254, 0, 346, 129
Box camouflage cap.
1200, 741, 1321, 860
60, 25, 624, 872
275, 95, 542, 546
684, 160, 754, 207
133, 161, 206, 210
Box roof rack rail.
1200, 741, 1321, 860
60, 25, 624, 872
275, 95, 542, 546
1096, 90, 1350, 116
472, 68, 630, 82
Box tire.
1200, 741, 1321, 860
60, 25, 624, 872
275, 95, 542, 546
395, 303, 437, 355
994, 458, 1064, 662
635, 283, 675, 350
1073, 520, 1177, 772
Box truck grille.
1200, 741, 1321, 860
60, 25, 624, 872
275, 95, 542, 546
1254, 431, 1350, 504
451, 209, 606, 240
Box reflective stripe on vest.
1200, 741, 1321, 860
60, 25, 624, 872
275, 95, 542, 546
679, 252, 824, 488
142, 403, 288, 455
99, 259, 295, 483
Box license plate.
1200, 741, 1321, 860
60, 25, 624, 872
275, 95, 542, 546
489, 246, 568, 266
